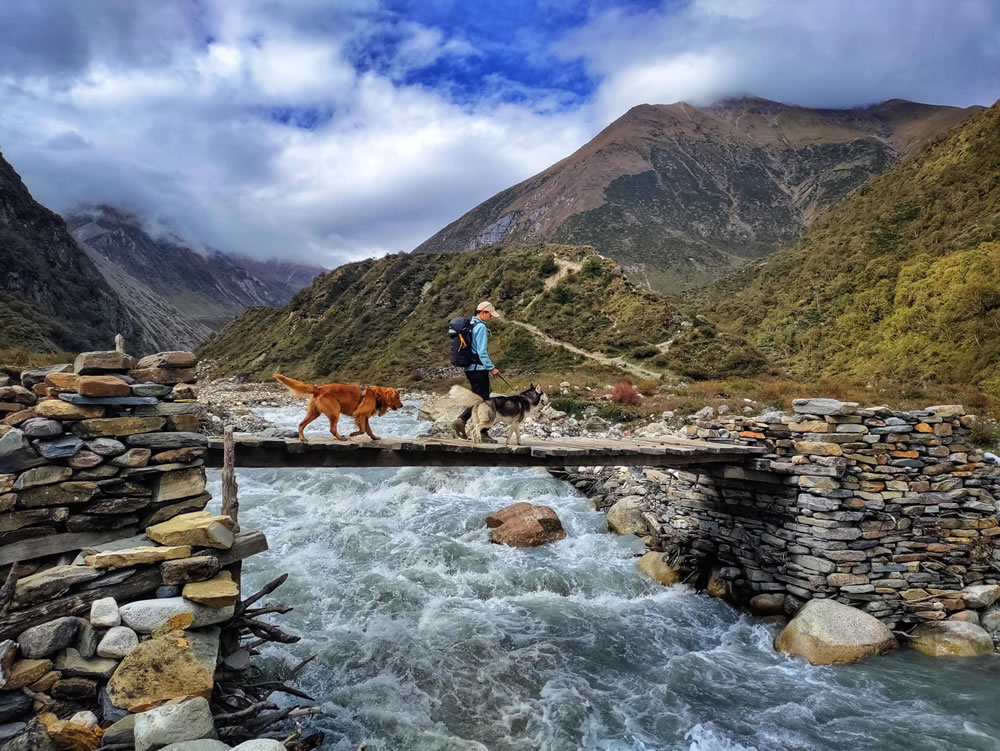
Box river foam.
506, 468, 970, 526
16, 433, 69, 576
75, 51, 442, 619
205, 405, 1000, 751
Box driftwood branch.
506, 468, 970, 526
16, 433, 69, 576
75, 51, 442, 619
237, 573, 288, 614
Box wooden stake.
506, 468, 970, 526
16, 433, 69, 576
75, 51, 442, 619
222, 428, 240, 531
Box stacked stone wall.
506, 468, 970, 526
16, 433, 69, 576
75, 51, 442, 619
564, 398, 1000, 631
0, 350, 257, 748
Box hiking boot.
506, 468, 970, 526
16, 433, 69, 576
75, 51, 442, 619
452, 418, 468, 439
480, 430, 498, 444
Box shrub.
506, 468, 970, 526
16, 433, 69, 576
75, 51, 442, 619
539, 255, 558, 276
637, 379, 660, 396
967, 419, 1000, 450
610, 380, 640, 405
548, 395, 587, 418
630, 345, 660, 360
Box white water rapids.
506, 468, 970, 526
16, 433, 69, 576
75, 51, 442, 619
205, 403, 1000, 750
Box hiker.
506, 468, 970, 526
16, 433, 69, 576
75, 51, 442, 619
452, 301, 501, 441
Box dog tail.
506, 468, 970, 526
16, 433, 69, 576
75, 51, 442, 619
274, 373, 318, 396
448, 385, 484, 407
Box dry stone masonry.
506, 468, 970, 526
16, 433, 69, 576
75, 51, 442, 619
563, 398, 1000, 640
0, 350, 268, 749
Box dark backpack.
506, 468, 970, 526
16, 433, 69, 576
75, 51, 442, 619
449, 316, 482, 368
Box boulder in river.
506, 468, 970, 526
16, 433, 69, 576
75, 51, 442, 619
908, 621, 995, 658
774, 599, 897, 665
635, 551, 679, 586
487, 503, 566, 547
605, 495, 646, 535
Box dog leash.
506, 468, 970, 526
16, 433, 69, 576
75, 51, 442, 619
495, 372, 515, 390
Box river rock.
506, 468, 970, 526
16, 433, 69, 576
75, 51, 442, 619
31, 435, 83, 459
151, 468, 207, 502
0, 723, 27, 745
231, 742, 286, 751
17, 617, 79, 659
27, 670, 60, 693
85, 545, 192, 569
103, 715, 136, 746
133, 697, 216, 751
3, 659, 53, 690
774, 599, 897, 665
706, 567, 727, 598
171, 383, 197, 399
129, 367, 197, 386
960, 585, 1000, 609
0, 690, 31, 722
14, 565, 100, 606
152, 447, 205, 464
39, 711, 103, 751
792, 398, 859, 416
161, 743, 230, 751
182, 571, 239, 608
0, 641, 15, 687
21, 364, 73, 388
51, 677, 98, 701
12, 465, 72, 489
68, 711, 98, 730
487, 503, 566, 547
44, 372, 79, 390
17, 481, 98, 508
76, 376, 131, 398
127, 432, 207, 450
74, 417, 166, 438
981, 606, 1000, 634
85, 438, 127, 456
949, 610, 980, 626
76, 620, 99, 659
750, 593, 787, 616
54, 648, 118, 680
20, 418, 62, 439
606, 495, 647, 535
132, 384, 173, 397
119, 597, 235, 633
635, 551, 679, 585
112, 448, 152, 467
908, 621, 995, 657
146, 511, 235, 549
74, 351, 136, 374
0, 716, 59, 751
141, 493, 211, 527
0, 507, 68, 533
33, 400, 103, 420
187, 627, 221, 674
68, 450, 103, 469
97, 627, 139, 660
0, 429, 44, 473
161, 556, 221, 586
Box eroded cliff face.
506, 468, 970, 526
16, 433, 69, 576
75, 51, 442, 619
0, 153, 147, 353
415, 98, 980, 293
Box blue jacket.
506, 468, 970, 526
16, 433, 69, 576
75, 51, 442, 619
466, 317, 494, 371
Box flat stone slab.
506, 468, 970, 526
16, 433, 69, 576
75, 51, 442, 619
60, 394, 159, 406
119, 597, 236, 633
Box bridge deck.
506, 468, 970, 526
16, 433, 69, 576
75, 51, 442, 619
205, 434, 764, 469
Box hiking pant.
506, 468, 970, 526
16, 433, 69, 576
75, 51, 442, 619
459, 369, 491, 423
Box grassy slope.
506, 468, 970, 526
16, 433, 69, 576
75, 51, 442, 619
200, 244, 680, 383
692, 102, 1000, 394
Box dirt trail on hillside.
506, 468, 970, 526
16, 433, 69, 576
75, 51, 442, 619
505, 319, 664, 381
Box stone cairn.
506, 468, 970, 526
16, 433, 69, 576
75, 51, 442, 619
562, 398, 1000, 640
0, 351, 296, 751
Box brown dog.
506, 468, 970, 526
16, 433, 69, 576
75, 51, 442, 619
274, 374, 403, 442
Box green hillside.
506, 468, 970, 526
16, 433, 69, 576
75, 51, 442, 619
696, 101, 1000, 395
201, 244, 681, 383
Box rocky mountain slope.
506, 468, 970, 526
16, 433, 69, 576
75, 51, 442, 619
694, 101, 1000, 394
416, 98, 981, 293
200, 244, 681, 383
0, 152, 149, 353
67, 206, 322, 341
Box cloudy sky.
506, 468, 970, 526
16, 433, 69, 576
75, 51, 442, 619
1, 0, 998, 268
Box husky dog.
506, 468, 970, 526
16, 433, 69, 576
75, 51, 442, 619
448, 384, 548, 445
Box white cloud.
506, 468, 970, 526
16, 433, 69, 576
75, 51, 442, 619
561, 0, 1000, 123
0, 0, 997, 271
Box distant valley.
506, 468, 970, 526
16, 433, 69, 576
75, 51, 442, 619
0, 152, 323, 354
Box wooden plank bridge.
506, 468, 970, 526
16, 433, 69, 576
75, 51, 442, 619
205, 434, 765, 469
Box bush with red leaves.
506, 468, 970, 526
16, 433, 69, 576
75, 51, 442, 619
610, 380, 640, 405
